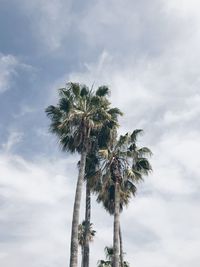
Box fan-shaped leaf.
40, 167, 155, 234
96, 86, 110, 97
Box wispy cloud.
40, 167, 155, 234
0, 54, 19, 93
1, 131, 24, 153
0, 53, 33, 94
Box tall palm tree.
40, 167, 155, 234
46, 82, 118, 267
96, 130, 152, 267
82, 109, 122, 267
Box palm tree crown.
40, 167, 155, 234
96, 129, 152, 210
46, 83, 120, 153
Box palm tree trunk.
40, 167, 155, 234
69, 150, 87, 267
119, 225, 124, 267
83, 180, 91, 267
113, 182, 120, 267
81, 246, 84, 267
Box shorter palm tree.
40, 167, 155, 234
95, 129, 152, 267
97, 246, 129, 267
78, 221, 96, 267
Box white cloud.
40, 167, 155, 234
1, 131, 24, 153
0, 54, 19, 93
0, 53, 33, 94
0, 152, 77, 267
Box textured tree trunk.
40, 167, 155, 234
81, 247, 84, 267
83, 181, 91, 267
119, 225, 124, 267
113, 182, 120, 267
69, 150, 87, 267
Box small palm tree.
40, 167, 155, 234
78, 221, 96, 267
96, 130, 152, 267
97, 246, 130, 267
46, 83, 119, 267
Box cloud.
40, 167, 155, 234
0, 54, 19, 93
0, 152, 77, 267
1, 131, 24, 153
0, 53, 33, 94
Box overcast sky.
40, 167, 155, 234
0, 0, 200, 266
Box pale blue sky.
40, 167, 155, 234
0, 1, 200, 267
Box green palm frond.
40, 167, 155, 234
130, 129, 143, 142
96, 86, 110, 97
45, 105, 62, 121
58, 98, 71, 113
80, 85, 89, 97
135, 158, 152, 173
117, 133, 130, 148
137, 146, 153, 157
108, 108, 123, 117
69, 82, 81, 97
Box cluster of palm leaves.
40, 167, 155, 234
97, 246, 129, 267
46, 82, 152, 267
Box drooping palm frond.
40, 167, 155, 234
96, 86, 110, 97
130, 129, 143, 142
137, 147, 153, 157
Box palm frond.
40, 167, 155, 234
108, 107, 123, 118
137, 146, 153, 157
96, 86, 110, 97
80, 85, 89, 97
59, 98, 71, 113
45, 105, 62, 121
117, 133, 130, 148
131, 129, 143, 142
67, 82, 80, 97
135, 158, 152, 173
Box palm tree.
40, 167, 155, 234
78, 221, 96, 267
82, 109, 122, 267
97, 246, 130, 267
96, 130, 152, 267
46, 82, 118, 267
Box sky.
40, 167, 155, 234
0, 0, 200, 266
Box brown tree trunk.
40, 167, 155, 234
119, 225, 124, 267
69, 150, 87, 267
113, 182, 120, 267
83, 181, 91, 267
